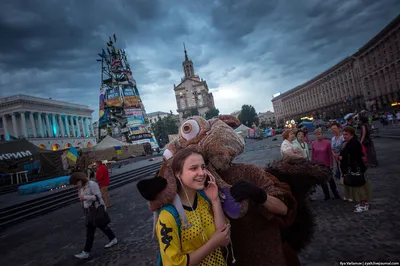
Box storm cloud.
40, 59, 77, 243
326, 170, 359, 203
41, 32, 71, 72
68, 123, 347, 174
0, 0, 398, 119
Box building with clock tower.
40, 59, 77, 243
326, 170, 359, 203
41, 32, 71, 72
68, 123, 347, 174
173, 44, 215, 123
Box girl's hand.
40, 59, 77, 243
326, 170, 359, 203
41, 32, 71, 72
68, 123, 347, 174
79, 196, 84, 201
203, 170, 219, 203
209, 224, 230, 248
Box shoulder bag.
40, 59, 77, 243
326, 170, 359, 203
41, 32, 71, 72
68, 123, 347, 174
86, 183, 111, 227
343, 154, 366, 187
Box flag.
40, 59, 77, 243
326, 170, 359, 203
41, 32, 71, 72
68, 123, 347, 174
115, 146, 122, 155
66, 147, 78, 162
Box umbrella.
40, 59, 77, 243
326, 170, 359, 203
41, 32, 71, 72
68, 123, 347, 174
344, 113, 354, 120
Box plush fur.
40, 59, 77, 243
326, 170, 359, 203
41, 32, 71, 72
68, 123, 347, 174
265, 158, 330, 253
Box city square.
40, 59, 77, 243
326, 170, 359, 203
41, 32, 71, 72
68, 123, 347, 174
1, 1, 400, 266
0, 133, 399, 266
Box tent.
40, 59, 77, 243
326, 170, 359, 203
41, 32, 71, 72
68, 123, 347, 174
235, 124, 251, 137
0, 140, 66, 180
0, 140, 43, 173
81, 135, 145, 162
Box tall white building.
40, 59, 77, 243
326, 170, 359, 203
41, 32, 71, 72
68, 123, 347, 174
0, 94, 97, 150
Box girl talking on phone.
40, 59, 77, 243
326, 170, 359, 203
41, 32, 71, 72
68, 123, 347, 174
156, 148, 231, 266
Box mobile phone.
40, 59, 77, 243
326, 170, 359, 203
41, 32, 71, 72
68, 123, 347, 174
204, 175, 211, 188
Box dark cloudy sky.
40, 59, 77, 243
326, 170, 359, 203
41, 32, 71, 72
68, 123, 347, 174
0, 0, 399, 120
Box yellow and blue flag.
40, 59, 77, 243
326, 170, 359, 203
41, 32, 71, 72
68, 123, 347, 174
115, 146, 122, 155
66, 147, 78, 162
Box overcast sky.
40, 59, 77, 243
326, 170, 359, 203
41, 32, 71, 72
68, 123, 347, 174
0, 0, 398, 120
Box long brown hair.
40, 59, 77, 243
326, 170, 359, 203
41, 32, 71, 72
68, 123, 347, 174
69, 172, 89, 186
171, 147, 206, 177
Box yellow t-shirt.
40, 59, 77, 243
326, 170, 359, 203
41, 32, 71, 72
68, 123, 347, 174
156, 192, 227, 266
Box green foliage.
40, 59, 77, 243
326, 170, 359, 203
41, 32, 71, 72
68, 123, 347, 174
259, 120, 268, 130
151, 115, 179, 147
238, 105, 258, 127
182, 108, 199, 119
205, 108, 220, 119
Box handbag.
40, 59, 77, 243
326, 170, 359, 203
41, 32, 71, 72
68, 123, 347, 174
85, 184, 111, 227
343, 154, 366, 187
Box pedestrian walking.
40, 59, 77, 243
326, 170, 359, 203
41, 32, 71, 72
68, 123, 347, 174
339, 126, 371, 213
311, 128, 341, 200
359, 116, 378, 167
69, 172, 118, 259
330, 122, 345, 182
96, 161, 111, 208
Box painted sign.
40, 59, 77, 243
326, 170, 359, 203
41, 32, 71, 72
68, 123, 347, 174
106, 88, 122, 107
130, 133, 152, 141
0, 150, 33, 160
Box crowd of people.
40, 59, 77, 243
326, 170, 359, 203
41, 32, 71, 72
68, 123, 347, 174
280, 116, 376, 213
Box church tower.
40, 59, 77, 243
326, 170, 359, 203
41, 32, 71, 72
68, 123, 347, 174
173, 43, 215, 123
182, 43, 195, 78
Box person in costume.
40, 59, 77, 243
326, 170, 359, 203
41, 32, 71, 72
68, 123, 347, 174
154, 148, 231, 265
138, 115, 330, 266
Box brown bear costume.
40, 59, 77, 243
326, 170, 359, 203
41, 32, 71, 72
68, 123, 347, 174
137, 115, 330, 266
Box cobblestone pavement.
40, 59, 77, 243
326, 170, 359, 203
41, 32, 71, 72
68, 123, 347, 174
1, 138, 399, 265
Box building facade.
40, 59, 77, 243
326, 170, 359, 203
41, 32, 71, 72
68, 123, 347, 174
0, 95, 96, 150
258, 111, 275, 125
272, 15, 400, 125
174, 46, 215, 123
147, 111, 171, 124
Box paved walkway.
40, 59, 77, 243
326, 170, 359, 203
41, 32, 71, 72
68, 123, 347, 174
1, 138, 399, 265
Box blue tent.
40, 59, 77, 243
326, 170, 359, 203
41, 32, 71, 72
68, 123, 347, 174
299, 121, 315, 132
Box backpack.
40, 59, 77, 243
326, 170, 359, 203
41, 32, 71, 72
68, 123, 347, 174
157, 191, 211, 266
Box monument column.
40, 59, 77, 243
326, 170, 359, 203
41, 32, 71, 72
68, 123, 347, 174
1, 115, 9, 141
51, 114, 59, 137
45, 113, 52, 138
64, 115, 70, 137
70, 116, 76, 137
80, 117, 86, 136
29, 112, 37, 138
58, 115, 65, 136
11, 113, 19, 138
20, 112, 28, 138
37, 113, 44, 137
75, 116, 81, 137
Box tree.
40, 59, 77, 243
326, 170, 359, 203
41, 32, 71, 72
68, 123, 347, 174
238, 104, 258, 128
183, 108, 199, 119
259, 120, 268, 130
205, 108, 220, 119
151, 115, 179, 148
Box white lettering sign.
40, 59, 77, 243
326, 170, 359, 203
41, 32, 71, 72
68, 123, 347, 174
0, 150, 33, 161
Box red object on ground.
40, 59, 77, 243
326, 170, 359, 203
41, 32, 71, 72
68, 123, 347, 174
96, 164, 110, 187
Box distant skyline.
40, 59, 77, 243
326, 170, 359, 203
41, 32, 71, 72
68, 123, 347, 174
0, 1, 399, 121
